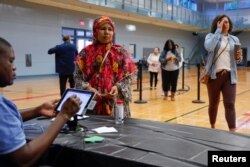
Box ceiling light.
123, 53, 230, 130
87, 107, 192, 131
126, 25, 136, 31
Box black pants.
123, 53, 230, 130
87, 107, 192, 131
149, 71, 158, 87
161, 69, 179, 92
59, 74, 74, 96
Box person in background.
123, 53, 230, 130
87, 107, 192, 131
74, 16, 136, 117
204, 14, 242, 132
159, 39, 181, 101
147, 47, 160, 90
48, 35, 78, 96
175, 44, 184, 69
0, 37, 81, 166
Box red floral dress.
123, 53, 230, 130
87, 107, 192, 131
74, 43, 136, 116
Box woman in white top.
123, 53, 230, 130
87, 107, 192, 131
147, 47, 160, 90
204, 14, 242, 132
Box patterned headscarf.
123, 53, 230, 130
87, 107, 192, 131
93, 16, 115, 44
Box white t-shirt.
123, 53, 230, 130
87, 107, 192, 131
147, 53, 160, 72
215, 35, 231, 72
162, 51, 179, 71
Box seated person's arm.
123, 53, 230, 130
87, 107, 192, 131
6, 95, 81, 167
20, 99, 58, 121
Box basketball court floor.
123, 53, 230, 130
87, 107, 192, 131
1, 66, 250, 134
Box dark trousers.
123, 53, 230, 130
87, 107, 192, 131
161, 69, 179, 92
149, 71, 158, 87
59, 74, 74, 96
207, 70, 236, 129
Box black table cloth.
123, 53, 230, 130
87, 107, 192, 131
25, 116, 250, 167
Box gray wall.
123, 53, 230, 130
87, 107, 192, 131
1, 1, 248, 77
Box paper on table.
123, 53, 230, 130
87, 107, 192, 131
92, 126, 118, 133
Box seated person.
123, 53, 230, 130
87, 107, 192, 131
0, 37, 82, 166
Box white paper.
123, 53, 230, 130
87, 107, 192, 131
92, 126, 118, 133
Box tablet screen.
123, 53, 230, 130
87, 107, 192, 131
55, 89, 95, 116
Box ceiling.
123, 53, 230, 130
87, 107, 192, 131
205, 0, 234, 2
24, 0, 205, 32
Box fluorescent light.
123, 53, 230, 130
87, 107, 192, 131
126, 24, 136, 31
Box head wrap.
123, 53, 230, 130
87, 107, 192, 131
93, 16, 115, 44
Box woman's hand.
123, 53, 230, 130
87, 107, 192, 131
217, 20, 224, 29
38, 99, 59, 118
87, 86, 101, 97
235, 49, 242, 60
166, 57, 171, 61
109, 85, 118, 99
167, 56, 175, 62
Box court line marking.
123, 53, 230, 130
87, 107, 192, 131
11, 93, 59, 102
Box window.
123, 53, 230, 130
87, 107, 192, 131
62, 27, 92, 52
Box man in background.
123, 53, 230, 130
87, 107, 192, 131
48, 35, 78, 96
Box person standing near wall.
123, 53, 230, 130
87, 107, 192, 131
204, 14, 242, 132
48, 35, 78, 96
160, 39, 181, 101
175, 44, 184, 69
147, 47, 160, 90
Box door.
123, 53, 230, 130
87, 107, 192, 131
76, 38, 92, 52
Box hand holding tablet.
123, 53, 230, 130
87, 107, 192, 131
55, 89, 95, 116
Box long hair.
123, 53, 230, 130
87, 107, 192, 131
210, 14, 233, 33
163, 39, 176, 53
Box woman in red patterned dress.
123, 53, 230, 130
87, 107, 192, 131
74, 16, 136, 116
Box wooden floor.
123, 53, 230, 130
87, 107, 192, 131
1, 66, 250, 134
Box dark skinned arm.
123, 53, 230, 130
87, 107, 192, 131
6, 95, 81, 167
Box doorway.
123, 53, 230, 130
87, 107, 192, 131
62, 27, 92, 52
76, 38, 92, 52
